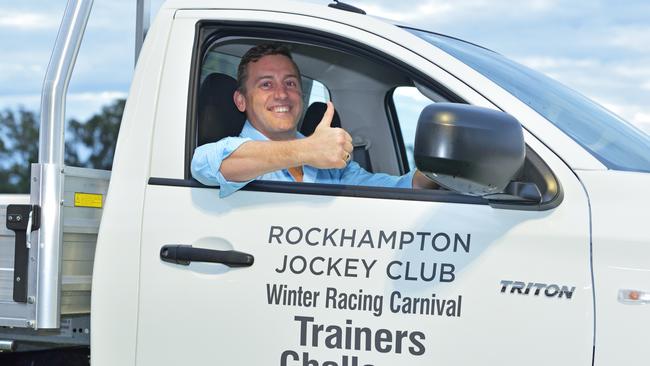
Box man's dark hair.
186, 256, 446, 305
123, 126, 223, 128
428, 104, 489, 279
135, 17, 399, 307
236, 43, 301, 94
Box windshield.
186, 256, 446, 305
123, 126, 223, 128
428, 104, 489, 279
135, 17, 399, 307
406, 28, 650, 173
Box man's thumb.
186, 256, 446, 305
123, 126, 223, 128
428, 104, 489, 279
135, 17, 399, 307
317, 101, 334, 129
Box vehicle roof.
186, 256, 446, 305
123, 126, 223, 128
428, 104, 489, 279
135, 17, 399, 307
162, 0, 377, 19
162, 0, 493, 53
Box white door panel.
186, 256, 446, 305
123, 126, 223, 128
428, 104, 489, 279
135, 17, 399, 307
138, 8, 593, 365
137, 182, 592, 365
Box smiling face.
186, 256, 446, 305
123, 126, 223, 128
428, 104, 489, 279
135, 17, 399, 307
233, 54, 303, 141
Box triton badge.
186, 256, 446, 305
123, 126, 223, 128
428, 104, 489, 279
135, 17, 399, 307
500, 280, 575, 299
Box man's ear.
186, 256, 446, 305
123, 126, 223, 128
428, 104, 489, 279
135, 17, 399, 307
233, 90, 246, 112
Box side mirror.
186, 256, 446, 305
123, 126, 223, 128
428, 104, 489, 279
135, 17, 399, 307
414, 103, 526, 197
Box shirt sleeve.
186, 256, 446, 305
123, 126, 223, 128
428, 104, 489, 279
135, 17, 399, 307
190, 136, 253, 198
337, 161, 416, 188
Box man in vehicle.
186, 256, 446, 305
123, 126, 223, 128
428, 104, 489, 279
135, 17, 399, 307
191, 43, 436, 197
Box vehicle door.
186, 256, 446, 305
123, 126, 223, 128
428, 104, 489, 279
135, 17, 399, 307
136, 8, 593, 366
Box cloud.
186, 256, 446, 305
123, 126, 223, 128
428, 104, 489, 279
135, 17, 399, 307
0, 91, 127, 121
632, 115, 650, 135
359, 1, 452, 23
634, 112, 650, 124
610, 64, 650, 79
506, 54, 650, 117
0, 61, 49, 95
605, 25, 650, 53
0, 11, 58, 30
356, 0, 559, 24
515, 57, 600, 70
67, 91, 127, 103
0, 94, 41, 111
0, 0, 154, 97
525, 0, 558, 11
512, 56, 608, 94
598, 101, 650, 135
0, 62, 43, 74
599, 102, 623, 115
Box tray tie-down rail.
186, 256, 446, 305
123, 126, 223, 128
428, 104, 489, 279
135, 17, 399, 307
6, 205, 40, 303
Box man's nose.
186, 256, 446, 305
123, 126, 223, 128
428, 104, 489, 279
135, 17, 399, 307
274, 84, 289, 99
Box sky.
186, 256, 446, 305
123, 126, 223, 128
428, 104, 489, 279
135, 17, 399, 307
1, 0, 649, 134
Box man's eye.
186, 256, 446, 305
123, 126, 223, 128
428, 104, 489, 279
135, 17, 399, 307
261, 81, 272, 88
286, 80, 297, 88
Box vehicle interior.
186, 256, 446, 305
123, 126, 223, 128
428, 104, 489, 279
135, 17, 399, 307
189, 32, 561, 209
196, 38, 434, 176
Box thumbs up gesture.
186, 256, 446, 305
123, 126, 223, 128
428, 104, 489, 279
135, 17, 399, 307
302, 101, 354, 169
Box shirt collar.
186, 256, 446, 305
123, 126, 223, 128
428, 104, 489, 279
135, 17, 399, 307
240, 120, 306, 141
239, 121, 317, 182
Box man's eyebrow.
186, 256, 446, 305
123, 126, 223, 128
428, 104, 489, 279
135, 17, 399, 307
253, 74, 300, 83
253, 75, 273, 83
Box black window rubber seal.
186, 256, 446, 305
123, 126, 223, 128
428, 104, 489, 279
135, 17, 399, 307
385, 87, 411, 174
148, 177, 488, 205
149, 177, 564, 211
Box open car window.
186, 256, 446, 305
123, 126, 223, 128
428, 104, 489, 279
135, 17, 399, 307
194, 38, 424, 177
185, 24, 561, 209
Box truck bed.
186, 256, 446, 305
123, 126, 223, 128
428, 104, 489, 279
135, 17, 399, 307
0, 167, 109, 348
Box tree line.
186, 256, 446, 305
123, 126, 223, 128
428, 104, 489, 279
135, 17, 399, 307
0, 99, 124, 193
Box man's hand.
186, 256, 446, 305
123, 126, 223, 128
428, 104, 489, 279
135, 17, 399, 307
300, 101, 354, 169
412, 170, 440, 189
220, 101, 353, 182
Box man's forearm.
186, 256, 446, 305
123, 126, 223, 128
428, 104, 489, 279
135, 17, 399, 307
220, 139, 308, 182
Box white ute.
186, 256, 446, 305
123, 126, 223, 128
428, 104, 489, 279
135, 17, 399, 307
1, 0, 649, 365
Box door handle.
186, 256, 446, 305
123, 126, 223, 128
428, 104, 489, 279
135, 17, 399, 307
160, 245, 254, 267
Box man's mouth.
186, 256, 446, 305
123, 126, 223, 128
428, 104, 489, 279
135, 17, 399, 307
269, 105, 290, 113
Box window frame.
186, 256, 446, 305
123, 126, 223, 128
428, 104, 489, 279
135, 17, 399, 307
385, 88, 410, 174
182, 20, 561, 210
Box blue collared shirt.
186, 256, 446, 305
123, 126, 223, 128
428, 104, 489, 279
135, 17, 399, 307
191, 121, 416, 197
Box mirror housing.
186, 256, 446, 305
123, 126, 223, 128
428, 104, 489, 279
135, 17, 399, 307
414, 103, 525, 196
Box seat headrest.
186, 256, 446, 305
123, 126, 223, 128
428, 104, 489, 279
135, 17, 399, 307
197, 73, 246, 146
300, 101, 342, 136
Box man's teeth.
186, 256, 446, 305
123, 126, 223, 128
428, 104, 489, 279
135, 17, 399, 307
272, 106, 289, 113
